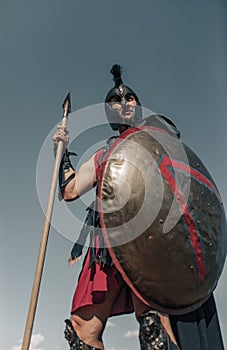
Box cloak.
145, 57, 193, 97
170, 293, 225, 350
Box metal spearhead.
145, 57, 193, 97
62, 91, 71, 118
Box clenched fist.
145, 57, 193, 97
52, 125, 70, 156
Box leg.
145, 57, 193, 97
132, 293, 180, 349
65, 283, 123, 350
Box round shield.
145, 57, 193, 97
98, 125, 227, 314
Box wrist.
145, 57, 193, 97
59, 149, 77, 194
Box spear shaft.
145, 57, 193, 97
21, 92, 71, 350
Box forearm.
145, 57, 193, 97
61, 168, 78, 201
59, 151, 97, 201
53, 125, 96, 200
58, 149, 78, 201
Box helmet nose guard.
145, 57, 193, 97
105, 64, 142, 130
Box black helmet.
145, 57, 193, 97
105, 64, 142, 130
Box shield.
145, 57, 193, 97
98, 125, 227, 314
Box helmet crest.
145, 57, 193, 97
111, 64, 124, 87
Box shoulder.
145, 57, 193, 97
137, 114, 181, 138
94, 148, 104, 168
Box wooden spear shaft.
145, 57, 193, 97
21, 92, 71, 350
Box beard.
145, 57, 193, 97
119, 106, 135, 125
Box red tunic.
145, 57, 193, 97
71, 148, 133, 316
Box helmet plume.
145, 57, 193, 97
110, 64, 123, 87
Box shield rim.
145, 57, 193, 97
98, 126, 212, 314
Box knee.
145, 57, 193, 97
85, 320, 103, 341
64, 318, 104, 350
71, 315, 103, 343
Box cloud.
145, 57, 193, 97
123, 330, 139, 338
106, 320, 116, 328
11, 333, 44, 350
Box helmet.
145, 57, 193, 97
105, 64, 142, 130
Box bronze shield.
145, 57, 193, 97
98, 126, 227, 314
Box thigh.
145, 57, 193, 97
131, 292, 150, 319
72, 280, 124, 326
70, 285, 124, 348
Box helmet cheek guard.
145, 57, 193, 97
104, 102, 122, 130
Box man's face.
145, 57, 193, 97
109, 94, 137, 124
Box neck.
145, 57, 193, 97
118, 124, 130, 134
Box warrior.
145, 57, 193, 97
53, 65, 225, 350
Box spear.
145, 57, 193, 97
21, 92, 71, 350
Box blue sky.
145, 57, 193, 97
1, 1, 227, 349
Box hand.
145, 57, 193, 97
52, 125, 70, 157
68, 254, 82, 266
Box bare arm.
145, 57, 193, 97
62, 154, 97, 201
53, 125, 97, 201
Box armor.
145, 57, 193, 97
58, 149, 77, 196
138, 310, 180, 349
98, 121, 227, 314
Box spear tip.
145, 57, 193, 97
62, 91, 71, 115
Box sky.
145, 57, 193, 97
1, 0, 227, 349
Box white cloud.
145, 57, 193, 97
106, 320, 116, 328
11, 333, 44, 350
123, 330, 139, 338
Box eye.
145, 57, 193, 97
109, 96, 121, 103
125, 94, 135, 102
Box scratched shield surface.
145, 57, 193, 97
98, 126, 227, 314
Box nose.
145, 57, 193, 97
121, 97, 126, 105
